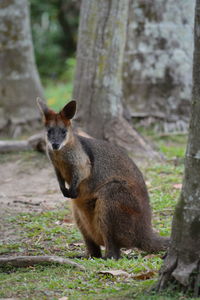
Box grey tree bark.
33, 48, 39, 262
156, 0, 200, 295
123, 0, 195, 132
73, 0, 161, 161
0, 0, 44, 137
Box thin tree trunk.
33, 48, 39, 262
0, 0, 44, 137
73, 0, 161, 162
123, 0, 195, 132
156, 0, 200, 295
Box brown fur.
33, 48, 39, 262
37, 100, 169, 259
45, 111, 71, 127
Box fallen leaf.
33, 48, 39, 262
99, 270, 130, 277
145, 181, 151, 187
173, 183, 182, 189
62, 217, 73, 223
132, 270, 157, 280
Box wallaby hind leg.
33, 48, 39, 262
104, 238, 120, 259
97, 181, 143, 259
84, 236, 102, 258
73, 207, 102, 258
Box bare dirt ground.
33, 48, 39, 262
0, 151, 66, 244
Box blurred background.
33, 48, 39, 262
30, 0, 79, 107
31, 0, 195, 129
0, 0, 195, 138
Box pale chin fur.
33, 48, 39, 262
58, 140, 67, 150
47, 141, 64, 151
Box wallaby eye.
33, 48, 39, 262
61, 128, 67, 135
47, 128, 54, 137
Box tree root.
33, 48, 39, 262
0, 255, 85, 271
193, 263, 200, 297
104, 116, 163, 162
155, 253, 200, 296
155, 253, 177, 292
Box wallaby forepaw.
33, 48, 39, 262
61, 188, 71, 198
68, 188, 78, 199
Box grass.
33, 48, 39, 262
0, 83, 191, 299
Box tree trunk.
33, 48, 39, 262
123, 0, 195, 132
73, 0, 161, 162
0, 0, 44, 137
156, 0, 200, 296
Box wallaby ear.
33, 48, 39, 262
36, 97, 49, 117
61, 100, 76, 120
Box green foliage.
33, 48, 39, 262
44, 58, 76, 111
60, 57, 77, 82
30, 0, 79, 79
45, 80, 73, 111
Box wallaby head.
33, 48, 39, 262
37, 98, 76, 151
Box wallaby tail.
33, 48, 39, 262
140, 231, 170, 253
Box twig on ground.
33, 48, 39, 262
0, 255, 85, 271
13, 200, 41, 206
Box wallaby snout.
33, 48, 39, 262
47, 126, 68, 151
52, 143, 60, 150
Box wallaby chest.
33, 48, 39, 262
50, 151, 72, 184
48, 143, 91, 186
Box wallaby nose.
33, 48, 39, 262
52, 143, 60, 150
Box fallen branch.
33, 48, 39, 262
0, 133, 46, 153
0, 255, 85, 271
0, 129, 91, 154
0, 140, 32, 152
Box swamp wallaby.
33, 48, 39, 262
37, 98, 169, 259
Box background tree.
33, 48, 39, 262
156, 0, 200, 295
0, 0, 44, 137
123, 0, 195, 132
73, 0, 160, 161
